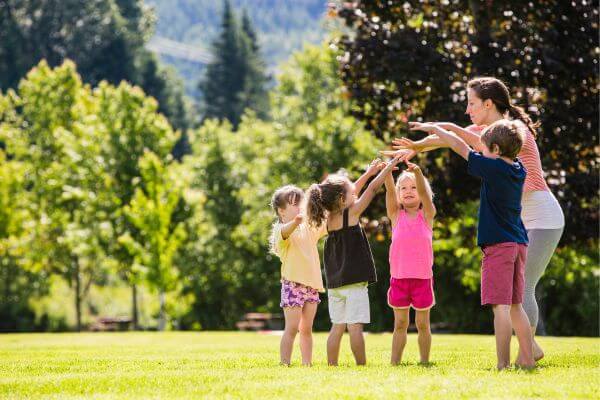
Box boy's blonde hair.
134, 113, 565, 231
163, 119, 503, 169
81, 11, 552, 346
396, 171, 433, 208
480, 119, 525, 159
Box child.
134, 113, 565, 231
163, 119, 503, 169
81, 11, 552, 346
306, 156, 403, 366
384, 160, 436, 365
409, 119, 535, 370
270, 185, 327, 366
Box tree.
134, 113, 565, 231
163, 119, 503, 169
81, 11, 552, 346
332, 0, 598, 243
0, 0, 191, 153
1, 60, 114, 331
240, 9, 270, 120
183, 44, 382, 329
199, 0, 270, 128
119, 151, 187, 330
95, 78, 179, 329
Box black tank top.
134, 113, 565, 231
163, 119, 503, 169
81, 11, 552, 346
324, 208, 377, 289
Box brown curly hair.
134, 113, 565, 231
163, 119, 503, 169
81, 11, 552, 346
306, 175, 350, 227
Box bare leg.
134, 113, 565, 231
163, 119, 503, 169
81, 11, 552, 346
391, 308, 410, 365
347, 323, 366, 365
280, 307, 302, 365
415, 309, 432, 364
492, 304, 512, 370
327, 323, 346, 366
511, 304, 535, 368
517, 326, 544, 363
298, 302, 318, 366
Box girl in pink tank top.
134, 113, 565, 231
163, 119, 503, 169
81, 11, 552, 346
384, 161, 436, 365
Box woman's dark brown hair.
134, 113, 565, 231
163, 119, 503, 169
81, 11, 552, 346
468, 77, 540, 138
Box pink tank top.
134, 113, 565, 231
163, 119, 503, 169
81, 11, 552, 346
389, 210, 433, 279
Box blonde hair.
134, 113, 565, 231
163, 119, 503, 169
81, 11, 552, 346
396, 171, 433, 208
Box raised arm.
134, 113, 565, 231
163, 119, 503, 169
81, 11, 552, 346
354, 158, 385, 194
439, 123, 486, 152
279, 214, 303, 239
384, 172, 399, 226
350, 156, 404, 217
406, 162, 436, 226
409, 122, 471, 160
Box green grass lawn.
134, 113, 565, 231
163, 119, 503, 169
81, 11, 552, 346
0, 332, 598, 399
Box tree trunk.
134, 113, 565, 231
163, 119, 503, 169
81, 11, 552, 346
158, 290, 166, 331
74, 260, 82, 332
132, 283, 139, 330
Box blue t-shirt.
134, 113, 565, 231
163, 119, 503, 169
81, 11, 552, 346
467, 151, 529, 247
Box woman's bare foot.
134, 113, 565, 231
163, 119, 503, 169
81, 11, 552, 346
532, 339, 545, 361
516, 338, 544, 365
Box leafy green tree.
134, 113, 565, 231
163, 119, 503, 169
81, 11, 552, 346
0, 60, 114, 331
0, 0, 191, 152
95, 78, 179, 329
183, 43, 382, 329
119, 151, 187, 330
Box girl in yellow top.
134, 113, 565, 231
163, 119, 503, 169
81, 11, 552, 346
270, 185, 327, 366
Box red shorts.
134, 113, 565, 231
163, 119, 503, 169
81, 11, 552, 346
480, 242, 527, 306
387, 277, 435, 310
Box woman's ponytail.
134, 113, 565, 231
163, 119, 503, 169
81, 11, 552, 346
508, 104, 540, 138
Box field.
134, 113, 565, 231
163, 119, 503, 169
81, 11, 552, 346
1, 332, 598, 399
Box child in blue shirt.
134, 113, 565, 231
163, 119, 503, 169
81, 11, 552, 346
409, 119, 535, 370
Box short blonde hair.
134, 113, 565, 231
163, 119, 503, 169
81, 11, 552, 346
396, 171, 433, 207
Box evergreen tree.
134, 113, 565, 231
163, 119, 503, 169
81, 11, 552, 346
199, 1, 269, 128
240, 9, 270, 120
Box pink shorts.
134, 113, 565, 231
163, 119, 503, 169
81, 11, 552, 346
280, 279, 320, 308
480, 242, 527, 306
387, 277, 435, 310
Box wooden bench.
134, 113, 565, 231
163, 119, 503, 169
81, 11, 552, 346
90, 316, 132, 332
236, 313, 284, 331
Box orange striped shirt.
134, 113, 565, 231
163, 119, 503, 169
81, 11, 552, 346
467, 124, 548, 192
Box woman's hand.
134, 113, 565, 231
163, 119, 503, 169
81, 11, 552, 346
408, 121, 438, 134
379, 148, 417, 163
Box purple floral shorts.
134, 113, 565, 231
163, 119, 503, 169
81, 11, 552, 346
280, 279, 321, 308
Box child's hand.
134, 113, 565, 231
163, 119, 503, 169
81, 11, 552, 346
390, 153, 406, 166
409, 121, 437, 134
294, 214, 304, 225
405, 161, 421, 173
366, 158, 386, 175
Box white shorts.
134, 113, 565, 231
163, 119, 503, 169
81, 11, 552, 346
327, 282, 370, 324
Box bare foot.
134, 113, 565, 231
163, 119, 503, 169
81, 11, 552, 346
515, 362, 536, 370
533, 339, 545, 361
497, 362, 511, 371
